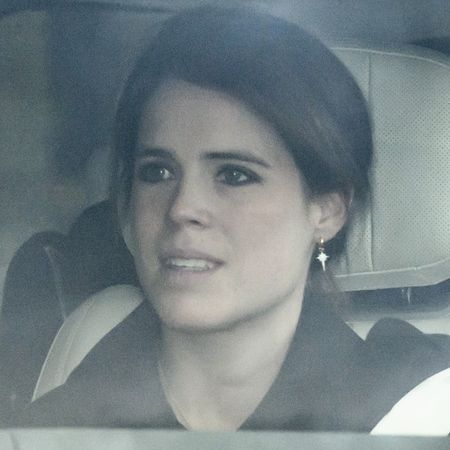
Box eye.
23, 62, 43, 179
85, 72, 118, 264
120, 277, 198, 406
216, 165, 260, 186
136, 162, 174, 184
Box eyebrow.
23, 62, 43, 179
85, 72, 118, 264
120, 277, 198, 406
203, 151, 271, 168
137, 147, 271, 168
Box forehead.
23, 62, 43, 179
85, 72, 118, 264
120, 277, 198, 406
137, 79, 292, 166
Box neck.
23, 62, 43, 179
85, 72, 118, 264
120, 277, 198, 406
158, 291, 304, 430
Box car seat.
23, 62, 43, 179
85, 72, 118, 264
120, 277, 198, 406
0, 201, 137, 421
0, 232, 70, 419
332, 42, 450, 337
67, 200, 138, 302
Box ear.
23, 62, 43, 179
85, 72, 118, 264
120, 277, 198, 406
311, 192, 349, 243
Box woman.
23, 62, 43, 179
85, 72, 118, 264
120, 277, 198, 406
21, 6, 450, 431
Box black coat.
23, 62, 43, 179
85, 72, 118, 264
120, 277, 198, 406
19, 294, 450, 431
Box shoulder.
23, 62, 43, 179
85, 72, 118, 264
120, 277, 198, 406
365, 318, 450, 435
356, 318, 450, 426
18, 286, 159, 427
365, 317, 450, 367
33, 284, 146, 400
48, 285, 157, 385
364, 317, 450, 387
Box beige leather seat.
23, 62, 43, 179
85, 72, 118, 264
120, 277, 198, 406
33, 43, 450, 400
333, 43, 450, 291
32, 285, 143, 401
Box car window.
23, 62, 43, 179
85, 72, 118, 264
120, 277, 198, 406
1, 1, 450, 446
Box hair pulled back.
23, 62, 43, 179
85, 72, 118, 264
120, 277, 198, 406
112, 6, 372, 260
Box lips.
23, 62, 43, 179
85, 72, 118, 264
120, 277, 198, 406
159, 249, 224, 273
164, 257, 217, 271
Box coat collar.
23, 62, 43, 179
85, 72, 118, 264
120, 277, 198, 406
124, 293, 365, 431
240, 293, 365, 430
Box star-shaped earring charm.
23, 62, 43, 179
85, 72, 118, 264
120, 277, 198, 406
316, 239, 329, 271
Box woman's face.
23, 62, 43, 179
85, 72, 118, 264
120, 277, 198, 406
125, 79, 341, 332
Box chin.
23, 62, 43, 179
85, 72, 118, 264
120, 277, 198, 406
154, 294, 248, 334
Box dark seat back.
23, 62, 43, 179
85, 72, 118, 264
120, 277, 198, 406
67, 200, 137, 303
0, 201, 136, 422
0, 231, 70, 421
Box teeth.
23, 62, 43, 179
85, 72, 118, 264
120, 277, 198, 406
166, 258, 215, 271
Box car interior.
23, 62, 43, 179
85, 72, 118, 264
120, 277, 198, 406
1, 0, 450, 447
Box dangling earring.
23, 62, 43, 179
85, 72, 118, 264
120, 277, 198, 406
316, 238, 329, 271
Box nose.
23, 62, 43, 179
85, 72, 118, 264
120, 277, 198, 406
167, 176, 213, 228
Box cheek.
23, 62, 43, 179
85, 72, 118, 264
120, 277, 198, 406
128, 186, 168, 264
227, 190, 316, 285
132, 185, 167, 233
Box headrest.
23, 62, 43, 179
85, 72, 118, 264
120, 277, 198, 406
331, 44, 450, 291
67, 201, 138, 302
